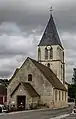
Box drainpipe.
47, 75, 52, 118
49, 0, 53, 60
52, 87, 55, 109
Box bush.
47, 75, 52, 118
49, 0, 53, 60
30, 103, 38, 110
10, 105, 17, 112
68, 98, 74, 102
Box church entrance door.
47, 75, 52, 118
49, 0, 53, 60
17, 96, 26, 110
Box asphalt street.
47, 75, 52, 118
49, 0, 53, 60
0, 106, 72, 119
63, 114, 76, 119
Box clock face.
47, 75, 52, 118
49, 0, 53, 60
47, 46, 51, 50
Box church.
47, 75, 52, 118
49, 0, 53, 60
7, 13, 68, 110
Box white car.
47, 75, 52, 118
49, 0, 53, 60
0, 104, 8, 113
73, 106, 76, 113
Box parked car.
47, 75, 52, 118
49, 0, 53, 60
2, 105, 9, 113
0, 106, 2, 113
0, 104, 9, 113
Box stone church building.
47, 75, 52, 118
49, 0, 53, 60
7, 14, 68, 110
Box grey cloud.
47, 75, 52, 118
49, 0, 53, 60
0, 21, 40, 78
0, 0, 76, 33
0, 70, 12, 78
0, 35, 39, 55
0, 22, 40, 57
0, 22, 22, 35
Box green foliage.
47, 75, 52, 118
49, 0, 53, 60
0, 79, 9, 87
71, 68, 76, 105
68, 84, 76, 98
72, 68, 76, 84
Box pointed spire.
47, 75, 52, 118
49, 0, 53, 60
38, 12, 63, 49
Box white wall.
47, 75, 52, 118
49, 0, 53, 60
37, 45, 65, 84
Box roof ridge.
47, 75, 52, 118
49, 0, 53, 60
11, 81, 40, 97
29, 58, 66, 91
29, 57, 58, 78
9, 57, 67, 91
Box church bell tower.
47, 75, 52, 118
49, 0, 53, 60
37, 12, 65, 84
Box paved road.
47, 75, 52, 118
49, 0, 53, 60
63, 114, 76, 119
0, 106, 72, 119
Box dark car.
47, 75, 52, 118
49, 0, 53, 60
0, 106, 2, 113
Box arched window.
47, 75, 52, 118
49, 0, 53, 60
45, 47, 48, 59
47, 63, 50, 68
55, 90, 57, 101
57, 47, 62, 60
63, 51, 64, 62
65, 92, 66, 101
50, 47, 53, 59
62, 92, 64, 100
28, 74, 32, 81
38, 47, 41, 61
59, 91, 60, 101
57, 47, 59, 57
61, 65, 63, 81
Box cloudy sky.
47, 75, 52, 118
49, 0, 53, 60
0, 0, 76, 83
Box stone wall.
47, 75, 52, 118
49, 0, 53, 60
7, 58, 67, 109
7, 58, 53, 108
8, 83, 39, 109
53, 89, 68, 109
37, 45, 65, 84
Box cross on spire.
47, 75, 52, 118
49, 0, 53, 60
50, 6, 53, 15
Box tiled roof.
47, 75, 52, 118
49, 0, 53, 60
11, 82, 40, 97
29, 58, 67, 91
23, 83, 40, 97
65, 81, 69, 85
9, 57, 67, 91
39, 15, 63, 49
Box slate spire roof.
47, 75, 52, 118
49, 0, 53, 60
39, 14, 63, 48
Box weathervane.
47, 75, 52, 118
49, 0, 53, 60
50, 6, 53, 15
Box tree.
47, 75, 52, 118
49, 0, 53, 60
0, 79, 9, 87
68, 84, 75, 98
72, 68, 76, 105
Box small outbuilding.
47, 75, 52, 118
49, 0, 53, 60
0, 85, 7, 104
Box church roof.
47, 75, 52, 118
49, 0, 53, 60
11, 82, 40, 97
39, 15, 63, 48
23, 82, 40, 97
29, 58, 66, 91
9, 57, 67, 91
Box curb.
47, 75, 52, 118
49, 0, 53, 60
50, 114, 70, 119
0, 106, 71, 116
